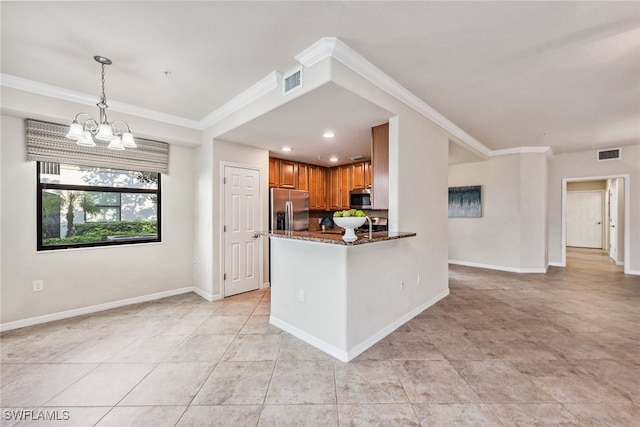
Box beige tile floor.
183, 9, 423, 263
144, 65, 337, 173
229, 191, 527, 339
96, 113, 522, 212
1, 248, 639, 426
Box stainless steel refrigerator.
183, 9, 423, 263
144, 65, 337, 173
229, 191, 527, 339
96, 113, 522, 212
270, 188, 309, 231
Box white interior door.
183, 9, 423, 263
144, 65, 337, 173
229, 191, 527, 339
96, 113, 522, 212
609, 182, 618, 260
566, 191, 603, 248
224, 165, 261, 297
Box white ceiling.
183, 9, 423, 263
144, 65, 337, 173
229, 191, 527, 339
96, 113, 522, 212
218, 82, 391, 167
2, 1, 639, 164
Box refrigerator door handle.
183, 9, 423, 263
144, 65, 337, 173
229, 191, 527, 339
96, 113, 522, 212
285, 201, 292, 231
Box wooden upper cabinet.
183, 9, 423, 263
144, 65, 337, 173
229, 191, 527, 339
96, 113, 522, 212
269, 157, 298, 189
371, 123, 389, 209
309, 165, 327, 210
269, 158, 280, 188
365, 161, 372, 189
298, 163, 309, 191
339, 165, 350, 208
329, 167, 341, 210
329, 165, 351, 210
279, 160, 298, 189
351, 162, 366, 190
350, 161, 371, 190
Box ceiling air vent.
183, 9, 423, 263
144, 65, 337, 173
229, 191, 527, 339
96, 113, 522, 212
283, 67, 302, 94
597, 148, 621, 161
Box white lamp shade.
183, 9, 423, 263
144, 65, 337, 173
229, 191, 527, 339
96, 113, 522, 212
121, 132, 137, 148
95, 124, 114, 141
107, 136, 125, 150
65, 122, 84, 140
76, 131, 96, 147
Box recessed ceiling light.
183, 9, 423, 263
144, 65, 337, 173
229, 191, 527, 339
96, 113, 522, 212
329, 156, 338, 162
282, 147, 292, 152
323, 132, 335, 138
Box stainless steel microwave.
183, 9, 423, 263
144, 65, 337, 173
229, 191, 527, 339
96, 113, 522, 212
350, 189, 372, 209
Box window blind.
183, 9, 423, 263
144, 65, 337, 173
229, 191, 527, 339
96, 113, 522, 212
26, 119, 170, 174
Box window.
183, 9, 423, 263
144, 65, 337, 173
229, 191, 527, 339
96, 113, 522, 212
37, 162, 161, 250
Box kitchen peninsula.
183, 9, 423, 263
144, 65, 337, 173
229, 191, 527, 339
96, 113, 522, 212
265, 229, 428, 362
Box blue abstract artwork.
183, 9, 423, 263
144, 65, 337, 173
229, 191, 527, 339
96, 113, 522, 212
448, 186, 482, 218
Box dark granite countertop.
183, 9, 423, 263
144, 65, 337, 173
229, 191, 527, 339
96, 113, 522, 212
261, 230, 416, 245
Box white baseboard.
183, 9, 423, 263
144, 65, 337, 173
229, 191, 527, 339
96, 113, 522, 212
626, 269, 640, 276
345, 288, 450, 361
449, 259, 547, 274
261, 282, 271, 288
192, 287, 221, 302
548, 261, 564, 267
270, 316, 349, 362
0, 286, 199, 332
270, 288, 450, 362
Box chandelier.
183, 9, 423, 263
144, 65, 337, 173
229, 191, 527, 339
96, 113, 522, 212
65, 55, 136, 150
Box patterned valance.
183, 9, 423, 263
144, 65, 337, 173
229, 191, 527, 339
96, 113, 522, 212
26, 119, 169, 174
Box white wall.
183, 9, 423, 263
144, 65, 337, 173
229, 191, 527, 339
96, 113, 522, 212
615, 177, 625, 265
548, 145, 639, 273
519, 153, 548, 269
448, 153, 548, 272
331, 59, 450, 313
1, 114, 196, 324
192, 140, 214, 298
605, 178, 625, 264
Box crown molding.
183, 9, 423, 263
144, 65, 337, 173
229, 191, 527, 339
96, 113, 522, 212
199, 70, 281, 129
295, 37, 338, 68
296, 37, 491, 158
490, 146, 553, 158
0, 73, 201, 130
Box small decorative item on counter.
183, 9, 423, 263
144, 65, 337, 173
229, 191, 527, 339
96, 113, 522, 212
333, 209, 366, 218
320, 217, 334, 229
333, 209, 367, 242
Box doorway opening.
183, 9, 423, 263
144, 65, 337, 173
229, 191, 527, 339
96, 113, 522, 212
561, 175, 630, 274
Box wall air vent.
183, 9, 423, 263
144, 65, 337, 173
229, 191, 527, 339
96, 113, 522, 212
349, 155, 367, 161
597, 148, 621, 161
283, 67, 302, 94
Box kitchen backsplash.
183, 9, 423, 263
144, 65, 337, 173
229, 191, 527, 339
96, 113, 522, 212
310, 210, 388, 231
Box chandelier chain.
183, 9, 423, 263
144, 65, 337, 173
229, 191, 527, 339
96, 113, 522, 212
100, 63, 107, 105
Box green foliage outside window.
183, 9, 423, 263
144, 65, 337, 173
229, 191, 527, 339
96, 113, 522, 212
42, 220, 157, 245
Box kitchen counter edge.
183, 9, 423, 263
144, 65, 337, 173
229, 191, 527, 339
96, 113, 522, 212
260, 230, 416, 245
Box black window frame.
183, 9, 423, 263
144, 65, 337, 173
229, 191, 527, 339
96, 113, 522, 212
36, 162, 162, 251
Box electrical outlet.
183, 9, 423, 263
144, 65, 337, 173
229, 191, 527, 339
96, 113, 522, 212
417, 273, 421, 284
298, 289, 306, 303
401, 281, 405, 291
33, 280, 44, 292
